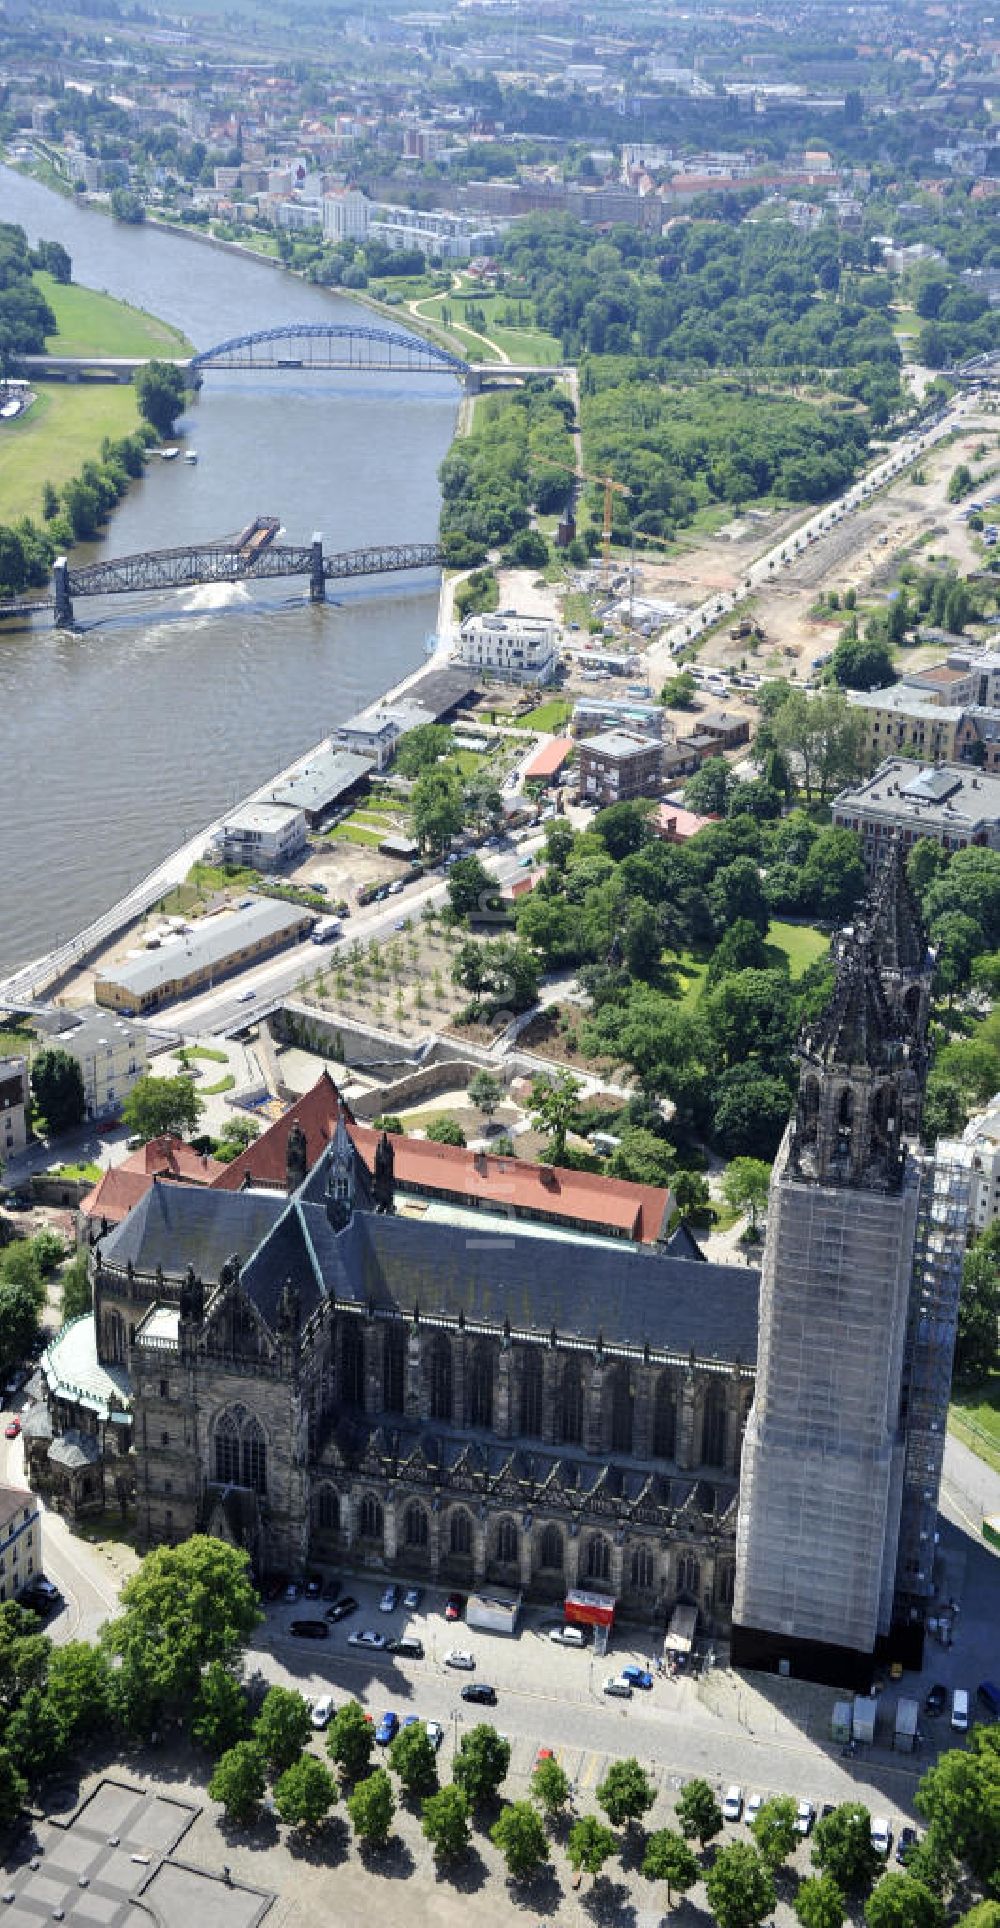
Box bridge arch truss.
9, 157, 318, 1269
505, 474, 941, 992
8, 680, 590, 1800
189, 322, 467, 379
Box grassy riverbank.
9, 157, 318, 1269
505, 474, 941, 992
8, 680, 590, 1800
37, 273, 193, 358
0, 383, 140, 525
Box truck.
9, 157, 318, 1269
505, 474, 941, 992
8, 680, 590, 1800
311, 915, 342, 944
894, 1698, 919, 1753
852, 1695, 878, 1746
831, 1700, 852, 1744
465, 1589, 522, 1636
664, 1602, 698, 1669
729, 616, 766, 643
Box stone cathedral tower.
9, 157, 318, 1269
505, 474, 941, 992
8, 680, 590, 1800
732, 846, 948, 1686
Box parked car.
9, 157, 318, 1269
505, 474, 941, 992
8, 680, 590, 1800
305, 1574, 322, 1599
444, 1593, 465, 1622
375, 1711, 399, 1745
444, 1649, 475, 1671
348, 1629, 387, 1650
620, 1665, 653, 1690
326, 1596, 358, 1622
871, 1817, 893, 1858
795, 1801, 815, 1836
403, 1587, 422, 1610
746, 1794, 762, 1825
896, 1826, 919, 1865
723, 1787, 744, 1823
603, 1676, 632, 1699
390, 1636, 424, 1660
290, 1619, 328, 1641
925, 1683, 947, 1717
310, 1695, 334, 1729
322, 1578, 342, 1603
549, 1625, 587, 1647
379, 1585, 399, 1613
426, 1720, 445, 1751
284, 1581, 300, 1603
978, 1680, 1000, 1718
4, 1418, 20, 1439
461, 1683, 497, 1706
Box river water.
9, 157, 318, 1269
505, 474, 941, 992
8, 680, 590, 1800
0, 169, 459, 975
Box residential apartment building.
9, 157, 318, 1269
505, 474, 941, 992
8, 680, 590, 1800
368, 203, 498, 260
37, 1009, 148, 1123
832, 760, 1000, 871
846, 686, 974, 768
577, 730, 663, 805
960, 1097, 1000, 1234
0, 1056, 29, 1161
321, 188, 370, 242
457, 611, 559, 685
571, 699, 663, 740
0, 1485, 41, 1604
213, 802, 307, 870
95, 900, 314, 1015
334, 702, 427, 772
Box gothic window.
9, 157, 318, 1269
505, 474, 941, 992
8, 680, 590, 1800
630, 1546, 654, 1592
676, 1552, 700, 1598
519, 1349, 543, 1437
214, 1410, 240, 1486
429, 1332, 453, 1423
800, 1075, 820, 1145
701, 1381, 727, 1469
341, 1318, 365, 1408
608, 1363, 634, 1455
359, 1493, 384, 1541
104, 1310, 125, 1366
315, 1486, 339, 1531
718, 1561, 736, 1608
652, 1372, 677, 1460
560, 1357, 583, 1446
449, 1508, 473, 1557
404, 1501, 429, 1548
872, 1082, 898, 1156
466, 1341, 494, 1431
383, 1323, 406, 1415
836, 1085, 854, 1157
539, 1524, 563, 1572
903, 983, 922, 1029
242, 1416, 267, 1495
585, 1533, 611, 1584
495, 1517, 518, 1566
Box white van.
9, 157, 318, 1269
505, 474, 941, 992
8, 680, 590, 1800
549, 1624, 587, 1647
310, 1695, 334, 1729
951, 1688, 969, 1733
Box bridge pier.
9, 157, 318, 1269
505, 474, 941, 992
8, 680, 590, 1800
52, 557, 74, 629
463, 367, 484, 395
309, 533, 325, 604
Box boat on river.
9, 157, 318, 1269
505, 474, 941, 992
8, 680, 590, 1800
160, 446, 179, 461
183, 450, 198, 464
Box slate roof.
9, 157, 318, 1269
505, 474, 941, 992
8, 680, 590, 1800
42, 1317, 132, 1419
98, 1179, 286, 1283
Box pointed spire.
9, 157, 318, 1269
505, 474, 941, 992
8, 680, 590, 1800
808, 932, 892, 1071
869, 836, 927, 974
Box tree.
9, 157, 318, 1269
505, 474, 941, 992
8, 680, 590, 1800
7, 1685, 66, 1781
30, 1047, 85, 1135
529, 1070, 581, 1164
811, 1802, 881, 1894
348, 1766, 396, 1847
425, 1115, 467, 1147
0, 1277, 41, 1380
45, 1641, 112, 1748
468, 1070, 502, 1121
864, 1874, 943, 1928
274, 1754, 337, 1834
915, 1727, 1000, 1888
593, 800, 651, 860
0, 1600, 50, 1712
328, 1698, 375, 1782
190, 1662, 250, 1754
795, 1874, 847, 1928
643, 1827, 700, 1907
685, 756, 733, 817
134, 360, 186, 436
609, 1126, 674, 1188
491, 1800, 551, 1878
751, 1794, 799, 1870
958, 1908, 1000, 1928
412, 767, 464, 855
596, 1757, 656, 1829
0, 1744, 27, 1827
705, 1842, 776, 1928
447, 854, 493, 919
253, 1686, 312, 1775
421, 1783, 471, 1860
661, 670, 698, 709
388, 1722, 439, 1799
773, 688, 864, 802
712, 1064, 794, 1159
929, 912, 983, 999
722, 1158, 772, 1234
531, 1753, 571, 1821
208, 1741, 267, 1825
707, 919, 770, 987
453, 1723, 511, 1807
625, 901, 664, 981
956, 1223, 1000, 1380
60, 1251, 92, 1323
567, 1814, 618, 1881
122, 1074, 202, 1142
709, 858, 770, 937
675, 1777, 723, 1850
102, 1536, 261, 1729
829, 633, 897, 691
394, 723, 454, 775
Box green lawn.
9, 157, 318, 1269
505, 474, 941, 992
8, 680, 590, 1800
0, 383, 140, 524
766, 921, 830, 978
38, 273, 193, 358
50, 1160, 101, 1183
521, 697, 573, 732
202, 1073, 236, 1095
175, 1045, 228, 1065
666, 950, 710, 1010
949, 1378, 1000, 1478
330, 824, 384, 848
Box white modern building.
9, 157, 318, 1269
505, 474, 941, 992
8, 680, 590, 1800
457, 611, 559, 685
368, 204, 499, 261
962, 1095, 1000, 1233
37, 1009, 148, 1123
322, 188, 370, 243
214, 802, 308, 871
334, 702, 429, 771
0, 1485, 41, 1604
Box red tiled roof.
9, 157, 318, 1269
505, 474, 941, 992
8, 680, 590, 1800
212, 1071, 345, 1191
81, 1136, 223, 1225
655, 805, 718, 842
523, 737, 573, 781
351, 1124, 671, 1244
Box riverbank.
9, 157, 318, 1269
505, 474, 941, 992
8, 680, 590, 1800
0, 384, 140, 526
38, 272, 193, 359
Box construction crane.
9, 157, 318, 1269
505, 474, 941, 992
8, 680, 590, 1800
535, 455, 631, 585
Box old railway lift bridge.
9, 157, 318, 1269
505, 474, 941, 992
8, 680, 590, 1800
13, 322, 523, 627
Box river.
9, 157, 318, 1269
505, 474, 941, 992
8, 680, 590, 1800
0, 169, 459, 976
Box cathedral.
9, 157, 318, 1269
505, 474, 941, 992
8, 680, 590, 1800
30, 845, 969, 1681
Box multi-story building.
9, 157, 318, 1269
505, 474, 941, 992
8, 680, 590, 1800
958, 1096, 1000, 1234
0, 1055, 29, 1162
213, 802, 307, 871
846, 686, 973, 769
571, 699, 663, 740
94, 899, 314, 1015
368, 204, 498, 261
734, 847, 968, 1683
457, 611, 559, 685
36, 1009, 147, 1123
0, 1484, 41, 1604
321, 188, 370, 243
577, 730, 663, 805
832, 760, 1000, 871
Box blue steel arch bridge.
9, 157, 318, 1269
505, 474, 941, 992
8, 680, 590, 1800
188, 322, 468, 379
